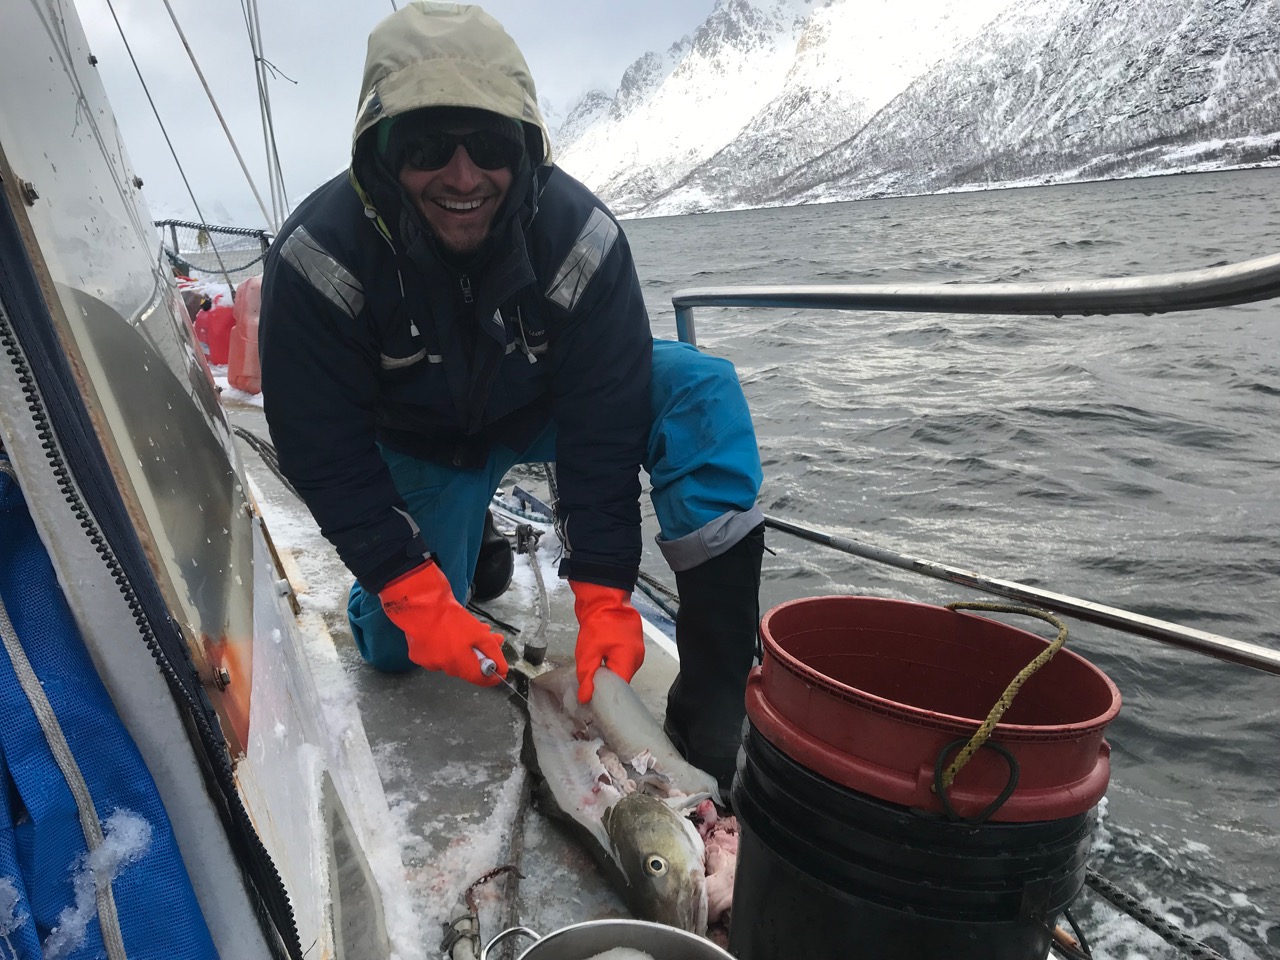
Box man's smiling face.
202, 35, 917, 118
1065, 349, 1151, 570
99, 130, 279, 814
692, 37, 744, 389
397, 129, 513, 256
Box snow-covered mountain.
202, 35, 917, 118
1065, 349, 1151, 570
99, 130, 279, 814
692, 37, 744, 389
561, 0, 808, 209
553, 0, 1280, 216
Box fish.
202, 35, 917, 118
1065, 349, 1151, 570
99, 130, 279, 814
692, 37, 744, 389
523, 665, 718, 933
602, 793, 708, 933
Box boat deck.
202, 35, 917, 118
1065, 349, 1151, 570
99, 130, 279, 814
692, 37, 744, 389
225, 401, 684, 957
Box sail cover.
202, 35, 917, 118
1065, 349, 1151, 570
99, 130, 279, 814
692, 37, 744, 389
0, 458, 218, 960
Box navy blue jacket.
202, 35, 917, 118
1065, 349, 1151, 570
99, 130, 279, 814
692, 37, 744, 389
259, 165, 652, 594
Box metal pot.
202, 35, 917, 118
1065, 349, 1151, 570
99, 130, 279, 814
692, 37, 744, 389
480, 920, 735, 960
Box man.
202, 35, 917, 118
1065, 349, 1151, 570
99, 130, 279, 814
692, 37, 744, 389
259, 1, 764, 789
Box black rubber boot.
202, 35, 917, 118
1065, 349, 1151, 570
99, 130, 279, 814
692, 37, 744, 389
664, 522, 765, 797
470, 509, 514, 603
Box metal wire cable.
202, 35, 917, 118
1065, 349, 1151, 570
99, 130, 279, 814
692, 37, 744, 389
239, 0, 292, 225
637, 568, 679, 602
231, 426, 300, 500
155, 0, 274, 229
636, 579, 678, 621
102, 0, 238, 291
1085, 869, 1229, 960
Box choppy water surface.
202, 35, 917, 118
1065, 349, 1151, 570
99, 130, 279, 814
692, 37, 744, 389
626, 169, 1280, 958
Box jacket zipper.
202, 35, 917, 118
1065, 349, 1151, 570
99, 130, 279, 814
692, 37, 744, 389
515, 307, 538, 364
365, 204, 419, 337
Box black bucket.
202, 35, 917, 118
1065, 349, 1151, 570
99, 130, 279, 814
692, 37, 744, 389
728, 725, 1095, 960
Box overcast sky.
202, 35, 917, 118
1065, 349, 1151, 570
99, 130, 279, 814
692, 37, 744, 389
76, 0, 715, 228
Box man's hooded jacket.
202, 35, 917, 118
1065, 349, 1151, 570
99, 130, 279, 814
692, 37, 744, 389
259, 2, 652, 594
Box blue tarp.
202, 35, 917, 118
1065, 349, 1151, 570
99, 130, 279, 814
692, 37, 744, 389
0, 457, 219, 959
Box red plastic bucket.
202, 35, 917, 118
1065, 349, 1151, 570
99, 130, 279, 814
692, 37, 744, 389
746, 596, 1121, 822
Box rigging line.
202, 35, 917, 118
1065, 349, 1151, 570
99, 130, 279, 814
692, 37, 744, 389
240, 0, 289, 225
239, 0, 281, 226
155, 0, 276, 230
256, 81, 290, 222
249, 0, 291, 223
102, 0, 238, 291
255, 56, 298, 85
243, 11, 273, 224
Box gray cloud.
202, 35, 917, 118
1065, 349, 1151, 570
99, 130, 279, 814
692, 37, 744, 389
77, 0, 712, 228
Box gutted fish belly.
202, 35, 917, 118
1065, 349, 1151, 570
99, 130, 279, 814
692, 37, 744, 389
581, 667, 723, 805
527, 668, 624, 852
527, 667, 712, 934
585, 950, 658, 959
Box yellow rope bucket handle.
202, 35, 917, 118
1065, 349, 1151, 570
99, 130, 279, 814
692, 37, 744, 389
936, 602, 1069, 793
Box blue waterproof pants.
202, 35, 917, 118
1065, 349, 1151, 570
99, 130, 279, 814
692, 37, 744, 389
348, 339, 764, 672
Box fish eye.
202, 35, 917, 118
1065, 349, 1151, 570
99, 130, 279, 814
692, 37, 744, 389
643, 855, 669, 878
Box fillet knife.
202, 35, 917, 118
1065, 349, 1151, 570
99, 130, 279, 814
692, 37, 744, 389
473, 646, 528, 704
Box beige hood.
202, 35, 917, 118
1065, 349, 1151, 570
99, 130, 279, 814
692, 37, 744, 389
352, 1, 552, 165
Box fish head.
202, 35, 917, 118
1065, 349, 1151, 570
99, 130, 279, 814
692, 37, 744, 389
602, 792, 709, 934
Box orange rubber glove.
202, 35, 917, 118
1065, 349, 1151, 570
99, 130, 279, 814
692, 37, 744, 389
570, 580, 644, 703
378, 561, 507, 686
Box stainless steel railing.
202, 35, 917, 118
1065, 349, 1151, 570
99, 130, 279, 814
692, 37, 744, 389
671, 251, 1280, 676
672, 249, 1280, 346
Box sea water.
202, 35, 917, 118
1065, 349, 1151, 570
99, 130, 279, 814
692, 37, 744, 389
625, 168, 1280, 959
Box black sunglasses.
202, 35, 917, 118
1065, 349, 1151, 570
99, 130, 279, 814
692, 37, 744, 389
400, 130, 523, 172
